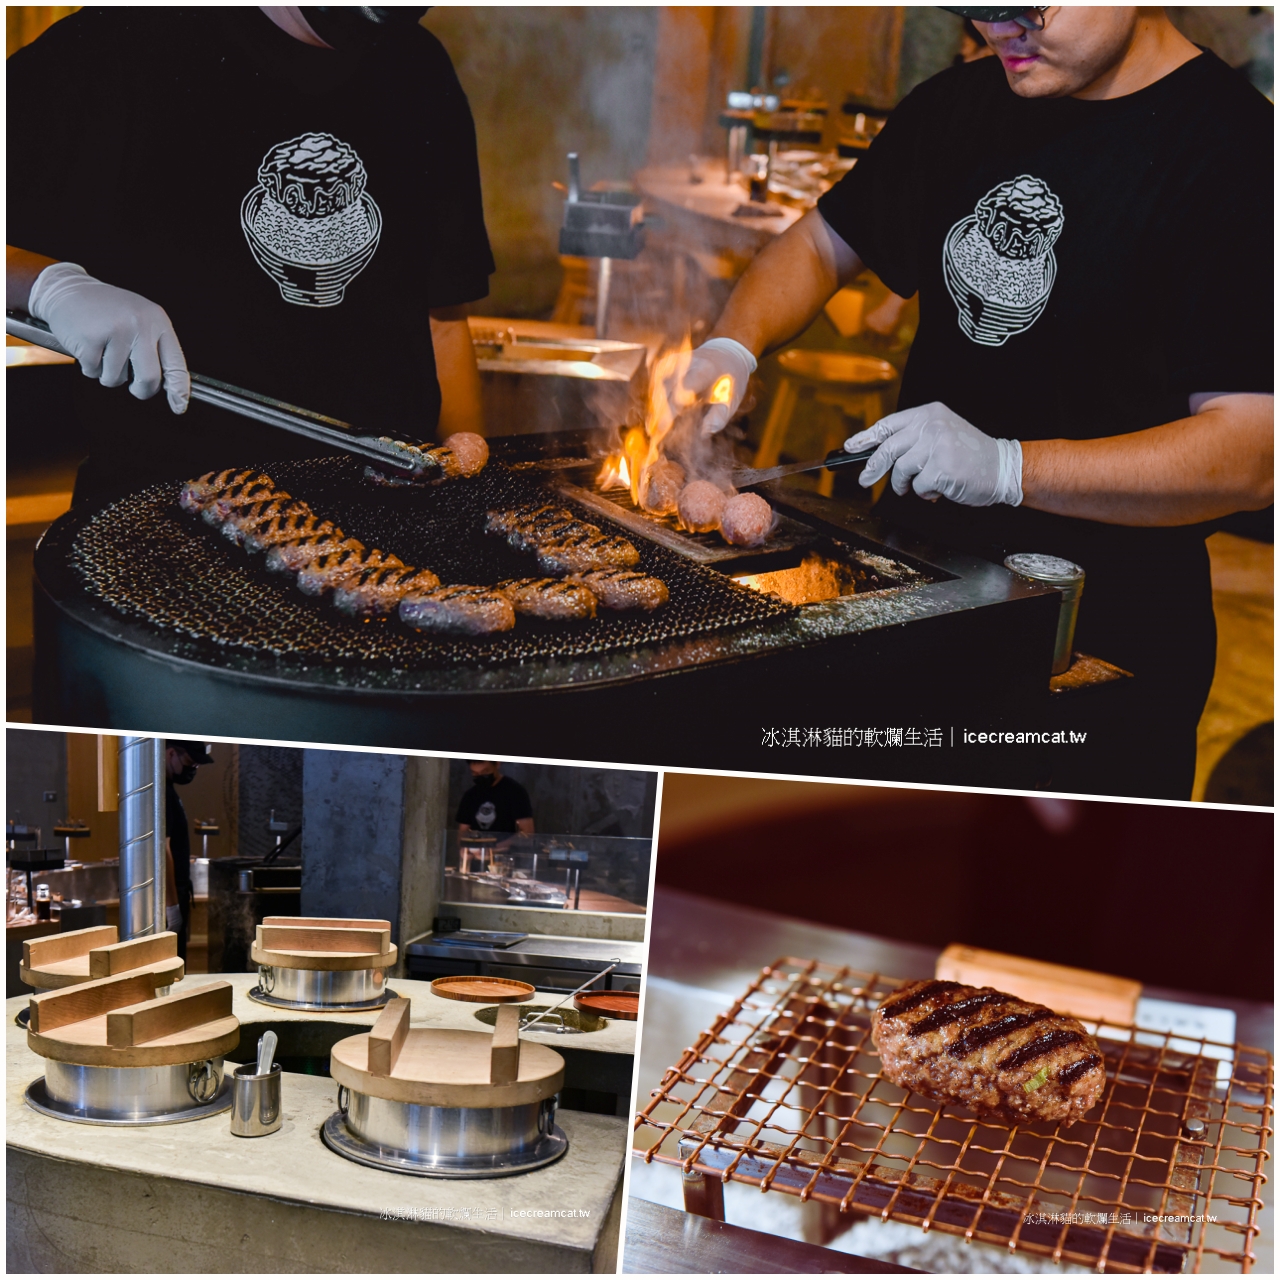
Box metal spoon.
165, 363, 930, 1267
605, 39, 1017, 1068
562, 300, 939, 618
257, 1029, 278, 1076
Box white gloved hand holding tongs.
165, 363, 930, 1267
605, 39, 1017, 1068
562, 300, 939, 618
846, 401, 1023, 507
28, 261, 190, 413
679, 337, 757, 435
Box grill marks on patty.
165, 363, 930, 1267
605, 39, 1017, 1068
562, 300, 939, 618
871, 979, 1105, 1128
487, 504, 662, 596
909, 990, 1013, 1036
946, 1010, 1054, 1059
878, 980, 964, 1020
999, 1028, 1086, 1071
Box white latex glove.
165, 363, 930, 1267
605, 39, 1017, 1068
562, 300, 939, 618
845, 401, 1023, 507
679, 337, 757, 434
28, 262, 190, 413
165, 904, 183, 933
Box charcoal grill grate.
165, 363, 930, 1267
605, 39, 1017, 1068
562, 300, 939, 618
635, 958, 1273, 1274
67, 456, 795, 669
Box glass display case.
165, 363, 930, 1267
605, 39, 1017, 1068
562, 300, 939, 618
441, 832, 651, 916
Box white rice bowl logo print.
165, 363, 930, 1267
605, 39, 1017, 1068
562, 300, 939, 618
943, 175, 1064, 347
241, 132, 382, 307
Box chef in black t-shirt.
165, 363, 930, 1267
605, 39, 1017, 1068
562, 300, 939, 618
456, 762, 535, 836
6, 7, 494, 505
679, 7, 1272, 800
165, 739, 214, 962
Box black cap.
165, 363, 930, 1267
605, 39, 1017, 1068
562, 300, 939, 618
167, 740, 214, 765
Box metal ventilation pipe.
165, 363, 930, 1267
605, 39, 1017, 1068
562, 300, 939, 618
118, 736, 166, 939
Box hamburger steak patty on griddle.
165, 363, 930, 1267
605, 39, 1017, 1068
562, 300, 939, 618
871, 979, 1105, 1127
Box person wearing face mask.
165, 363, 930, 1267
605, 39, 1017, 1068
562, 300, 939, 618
6, 7, 493, 507
679, 7, 1272, 801
164, 740, 214, 961
456, 761, 535, 836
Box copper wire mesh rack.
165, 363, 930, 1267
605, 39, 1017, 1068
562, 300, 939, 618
634, 958, 1273, 1273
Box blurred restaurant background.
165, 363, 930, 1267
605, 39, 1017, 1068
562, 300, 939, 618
7, 6, 1273, 802
7, 727, 654, 995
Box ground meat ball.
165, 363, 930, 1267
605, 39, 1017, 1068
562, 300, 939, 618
871, 979, 1106, 1128
719, 493, 773, 546
440, 432, 489, 477
677, 480, 728, 533
399, 585, 516, 635
640, 458, 685, 515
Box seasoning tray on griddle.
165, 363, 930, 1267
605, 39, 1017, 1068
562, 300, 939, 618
68, 456, 796, 669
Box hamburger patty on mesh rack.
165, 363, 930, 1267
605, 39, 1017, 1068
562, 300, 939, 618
872, 979, 1105, 1127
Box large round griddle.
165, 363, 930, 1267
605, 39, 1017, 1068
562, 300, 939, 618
63, 456, 794, 671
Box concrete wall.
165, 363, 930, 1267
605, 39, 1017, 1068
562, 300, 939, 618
446, 761, 657, 837
235, 745, 304, 861
5, 727, 65, 847
300, 751, 451, 963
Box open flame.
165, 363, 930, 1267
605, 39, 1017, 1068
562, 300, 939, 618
596, 451, 630, 490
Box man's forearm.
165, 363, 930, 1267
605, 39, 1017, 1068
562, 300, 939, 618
7, 246, 58, 312
430, 308, 484, 436
709, 210, 863, 358
1021, 395, 1273, 525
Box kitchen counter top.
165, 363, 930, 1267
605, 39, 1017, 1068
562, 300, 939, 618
7, 979, 626, 1273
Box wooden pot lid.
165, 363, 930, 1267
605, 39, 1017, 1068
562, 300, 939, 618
330, 998, 563, 1109
28, 975, 239, 1069
251, 918, 397, 972
431, 976, 535, 1004
21, 927, 184, 991
574, 990, 639, 1020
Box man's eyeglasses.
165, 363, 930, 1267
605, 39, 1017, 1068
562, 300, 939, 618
941, 7, 1050, 31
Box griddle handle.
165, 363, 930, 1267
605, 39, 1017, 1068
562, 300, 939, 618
825, 446, 877, 469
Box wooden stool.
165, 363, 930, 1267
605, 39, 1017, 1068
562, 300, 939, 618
756, 350, 897, 496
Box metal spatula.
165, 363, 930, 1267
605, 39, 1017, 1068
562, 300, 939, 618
5, 310, 434, 476
730, 445, 876, 489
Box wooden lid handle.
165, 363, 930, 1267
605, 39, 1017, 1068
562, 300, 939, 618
258, 924, 391, 955
23, 924, 117, 970
367, 997, 411, 1077
490, 1003, 522, 1085
89, 931, 177, 978
30, 970, 167, 1034
106, 981, 234, 1048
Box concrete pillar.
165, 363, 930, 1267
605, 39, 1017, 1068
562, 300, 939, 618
300, 752, 449, 976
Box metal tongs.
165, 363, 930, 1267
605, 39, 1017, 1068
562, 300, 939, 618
5, 310, 437, 477
521, 959, 622, 1033
730, 445, 877, 490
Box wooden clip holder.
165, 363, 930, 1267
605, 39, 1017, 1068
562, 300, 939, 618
936, 944, 1141, 1025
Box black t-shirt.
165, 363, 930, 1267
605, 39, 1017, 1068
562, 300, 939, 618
456, 777, 533, 834
8, 7, 494, 501
165, 780, 191, 893
818, 51, 1272, 601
